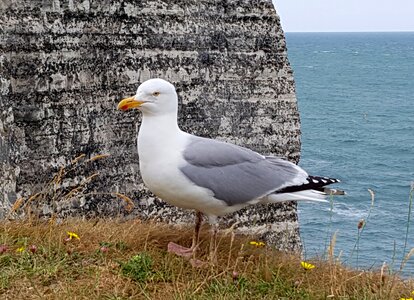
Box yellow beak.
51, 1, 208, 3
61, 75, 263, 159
117, 96, 144, 111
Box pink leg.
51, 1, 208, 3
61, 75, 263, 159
168, 211, 203, 258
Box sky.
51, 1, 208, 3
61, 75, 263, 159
273, 0, 414, 32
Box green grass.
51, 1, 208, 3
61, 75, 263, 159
121, 252, 153, 282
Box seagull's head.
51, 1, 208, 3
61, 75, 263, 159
117, 78, 178, 115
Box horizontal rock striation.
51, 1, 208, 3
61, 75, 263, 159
0, 0, 301, 251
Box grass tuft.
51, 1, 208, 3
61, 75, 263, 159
121, 252, 153, 282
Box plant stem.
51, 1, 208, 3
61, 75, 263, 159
349, 189, 375, 264
399, 184, 414, 271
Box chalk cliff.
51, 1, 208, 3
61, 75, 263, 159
0, 0, 301, 251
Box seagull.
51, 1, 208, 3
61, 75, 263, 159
117, 78, 340, 260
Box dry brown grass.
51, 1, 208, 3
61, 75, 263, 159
6, 153, 134, 220
0, 218, 413, 300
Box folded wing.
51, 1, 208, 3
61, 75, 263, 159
180, 136, 310, 206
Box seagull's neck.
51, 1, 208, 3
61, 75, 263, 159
140, 112, 181, 135
137, 112, 186, 158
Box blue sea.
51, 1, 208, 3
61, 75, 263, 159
285, 32, 414, 274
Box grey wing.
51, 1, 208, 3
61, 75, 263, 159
180, 136, 308, 206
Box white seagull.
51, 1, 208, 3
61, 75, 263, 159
118, 78, 340, 259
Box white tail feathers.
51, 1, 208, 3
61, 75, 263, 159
265, 190, 329, 203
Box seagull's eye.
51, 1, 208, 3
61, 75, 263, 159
152, 91, 160, 97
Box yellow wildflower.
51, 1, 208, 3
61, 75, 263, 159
16, 246, 25, 253
67, 231, 80, 240
249, 241, 265, 247
301, 261, 315, 270
400, 298, 413, 300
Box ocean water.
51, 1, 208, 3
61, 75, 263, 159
285, 32, 414, 274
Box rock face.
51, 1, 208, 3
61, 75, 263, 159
0, 0, 301, 251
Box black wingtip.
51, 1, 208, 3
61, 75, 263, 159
276, 175, 341, 194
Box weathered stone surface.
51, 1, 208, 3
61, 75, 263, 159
0, 0, 301, 251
